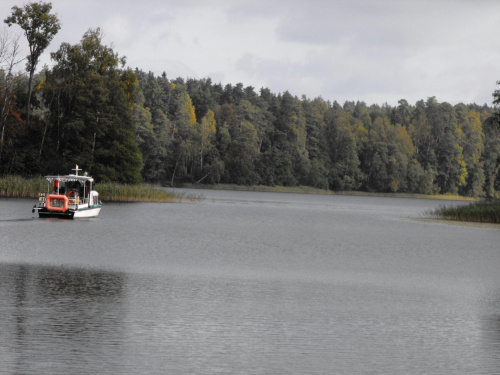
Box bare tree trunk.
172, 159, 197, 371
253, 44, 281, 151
196, 171, 211, 184
200, 142, 203, 171
9, 150, 16, 173
26, 70, 34, 128
0, 33, 22, 161
200, 125, 204, 171
171, 158, 179, 187
38, 120, 48, 160
0, 96, 8, 156
0, 123, 5, 157
56, 92, 60, 155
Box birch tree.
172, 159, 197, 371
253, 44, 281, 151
4, 1, 60, 128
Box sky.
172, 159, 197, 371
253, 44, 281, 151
2, 0, 500, 106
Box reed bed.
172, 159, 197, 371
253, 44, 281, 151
0, 176, 46, 198
0, 176, 188, 203
185, 183, 332, 195
184, 183, 475, 201
429, 201, 500, 224
97, 182, 190, 203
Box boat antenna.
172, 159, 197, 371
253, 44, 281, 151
72, 164, 81, 176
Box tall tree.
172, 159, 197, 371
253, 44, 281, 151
167, 82, 197, 186
45, 28, 141, 183
390, 99, 412, 127
493, 80, 500, 123
483, 80, 500, 197
482, 117, 500, 198
326, 109, 363, 191
198, 109, 216, 173
270, 91, 308, 185
425, 98, 466, 194
456, 106, 485, 197
4, 1, 60, 128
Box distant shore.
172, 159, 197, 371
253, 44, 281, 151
0, 175, 477, 202
4, 176, 498, 223
180, 183, 477, 201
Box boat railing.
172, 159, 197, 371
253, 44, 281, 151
68, 196, 89, 205
40, 192, 89, 206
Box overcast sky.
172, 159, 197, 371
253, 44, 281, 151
2, 0, 500, 106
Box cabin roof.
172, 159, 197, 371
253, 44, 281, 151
44, 174, 94, 183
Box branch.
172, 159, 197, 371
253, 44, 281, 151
196, 171, 211, 184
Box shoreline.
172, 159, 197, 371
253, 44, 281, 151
179, 183, 477, 201
2, 178, 497, 224
0, 176, 188, 203
1, 175, 479, 202
415, 217, 499, 229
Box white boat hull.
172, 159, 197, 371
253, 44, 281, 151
36, 204, 102, 219
72, 206, 101, 218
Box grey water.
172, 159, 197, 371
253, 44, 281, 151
0, 191, 499, 374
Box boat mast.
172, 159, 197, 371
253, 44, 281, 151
72, 164, 82, 176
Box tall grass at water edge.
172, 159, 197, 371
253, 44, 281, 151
97, 183, 191, 202
0, 176, 46, 198
0, 176, 189, 202
429, 201, 500, 224
183, 183, 475, 200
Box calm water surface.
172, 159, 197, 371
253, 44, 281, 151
0, 191, 499, 374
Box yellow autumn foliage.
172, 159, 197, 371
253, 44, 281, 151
186, 94, 196, 125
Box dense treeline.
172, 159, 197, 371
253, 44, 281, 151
1, 25, 500, 197
134, 73, 499, 197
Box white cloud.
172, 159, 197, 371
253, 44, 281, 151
2, 0, 499, 106
103, 14, 133, 47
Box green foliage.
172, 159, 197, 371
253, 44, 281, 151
2, 9, 500, 199
42, 28, 142, 183
482, 117, 500, 198
326, 110, 363, 191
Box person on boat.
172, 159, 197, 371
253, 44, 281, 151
53, 179, 59, 193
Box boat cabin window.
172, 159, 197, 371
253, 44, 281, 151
67, 181, 79, 193
64, 181, 85, 198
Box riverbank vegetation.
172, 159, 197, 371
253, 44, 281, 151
0, 175, 45, 198
1, 2, 500, 205
430, 201, 500, 224
183, 183, 478, 201
97, 183, 188, 203
0, 176, 186, 202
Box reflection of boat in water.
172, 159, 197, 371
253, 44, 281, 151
32, 165, 102, 219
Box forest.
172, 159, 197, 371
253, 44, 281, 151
1, 3, 500, 198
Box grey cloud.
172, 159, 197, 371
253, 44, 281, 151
4, 0, 499, 106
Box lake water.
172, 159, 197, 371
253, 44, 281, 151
0, 190, 499, 374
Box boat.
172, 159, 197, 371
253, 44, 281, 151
32, 165, 102, 219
